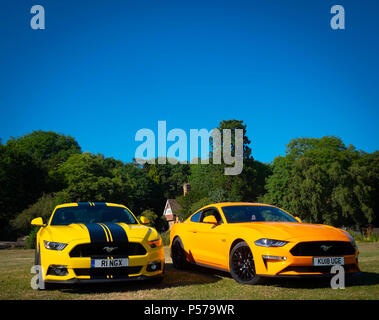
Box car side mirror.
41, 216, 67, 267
295, 216, 302, 223
203, 215, 218, 224
31, 217, 45, 227
140, 216, 150, 225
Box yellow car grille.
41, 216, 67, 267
69, 242, 146, 258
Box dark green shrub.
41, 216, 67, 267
25, 227, 39, 249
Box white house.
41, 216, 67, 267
163, 199, 181, 229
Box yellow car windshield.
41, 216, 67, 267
50, 206, 138, 226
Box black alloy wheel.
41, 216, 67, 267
229, 241, 262, 285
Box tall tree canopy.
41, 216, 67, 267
0, 131, 81, 239
263, 136, 378, 227
177, 120, 272, 220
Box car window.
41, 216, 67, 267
190, 210, 202, 223
221, 205, 297, 223
50, 206, 138, 225
200, 208, 223, 224
259, 209, 291, 222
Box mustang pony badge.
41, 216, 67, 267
103, 246, 118, 254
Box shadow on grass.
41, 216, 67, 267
162, 262, 379, 289
346, 271, 379, 287
259, 271, 379, 289
56, 262, 222, 294
49, 262, 379, 293
182, 264, 379, 289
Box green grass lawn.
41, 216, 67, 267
0, 242, 378, 300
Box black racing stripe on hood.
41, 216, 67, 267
84, 223, 108, 243
103, 223, 128, 242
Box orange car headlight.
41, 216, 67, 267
340, 229, 358, 250
254, 238, 288, 247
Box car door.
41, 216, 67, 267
189, 207, 228, 269
181, 209, 203, 262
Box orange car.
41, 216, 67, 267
170, 202, 359, 284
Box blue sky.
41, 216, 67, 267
0, 0, 378, 163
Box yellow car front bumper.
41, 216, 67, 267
39, 239, 165, 284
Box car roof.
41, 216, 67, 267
54, 202, 126, 209
209, 202, 274, 208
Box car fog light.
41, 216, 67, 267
47, 265, 68, 276
262, 255, 287, 261
147, 261, 162, 272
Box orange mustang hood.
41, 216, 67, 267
237, 222, 348, 242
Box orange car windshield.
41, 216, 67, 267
221, 205, 297, 223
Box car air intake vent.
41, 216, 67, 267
281, 264, 356, 274
69, 242, 146, 258
290, 241, 355, 257
74, 266, 142, 279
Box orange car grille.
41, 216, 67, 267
69, 242, 146, 259
290, 241, 355, 257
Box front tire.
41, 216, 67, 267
34, 247, 53, 290
229, 241, 262, 285
171, 237, 189, 270
34, 249, 47, 290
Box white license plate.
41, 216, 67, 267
91, 258, 129, 268
312, 257, 344, 266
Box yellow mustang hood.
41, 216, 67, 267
237, 222, 347, 241
45, 223, 157, 243
45, 224, 89, 242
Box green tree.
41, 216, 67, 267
175, 120, 271, 219
264, 136, 378, 228
11, 193, 61, 235
211, 119, 252, 160
0, 145, 45, 239
139, 209, 158, 225
143, 162, 190, 199
7, 131, 82, 194
5, 130, 81, 171
56, 153, 115, 202
188, 120, 271, 202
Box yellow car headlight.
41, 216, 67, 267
44, 241, 67, 251
148, 237, 162, 248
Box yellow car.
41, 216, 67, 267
170, 202, 360, 284
31, 202, 164, 289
